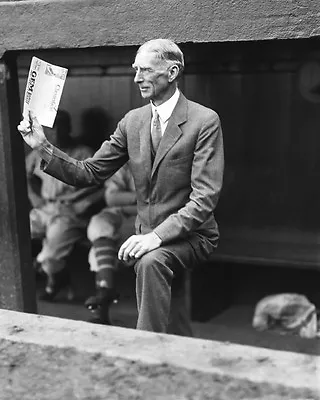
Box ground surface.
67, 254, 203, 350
0, 339, 317, 400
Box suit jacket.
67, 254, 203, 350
42, 93, 224, 256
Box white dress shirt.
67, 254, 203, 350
150, 88, 180, 136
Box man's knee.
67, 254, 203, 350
87, 211, 120, 242
87, 214, 103, 242
29, 210, 45, 238
40, 258, 66, 275
135, 250, 174, 281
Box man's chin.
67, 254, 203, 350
140, 89, 151, 99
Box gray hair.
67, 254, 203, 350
137, 38, 185, 77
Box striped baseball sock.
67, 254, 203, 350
92, 237, 118, 289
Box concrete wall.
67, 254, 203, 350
0, 309, 319, 399
0, 0, 320, 56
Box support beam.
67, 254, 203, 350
0, 54, 37, 313
0, 0, 320, 56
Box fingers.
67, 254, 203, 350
118, 232, 161, 263
17, 110, 40, 137
118, 237, 133, 261
122, 242, 137, 261
17, 119, 31, 136
129, 243, 143, 258
118, 235, 141, 261
134, 247, 147, 259
29, 110, 41, 129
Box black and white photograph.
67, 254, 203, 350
0, 1, 319, 399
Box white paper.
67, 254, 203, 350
23, 57, 68, 128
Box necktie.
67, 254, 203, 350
151, 109, 162, 153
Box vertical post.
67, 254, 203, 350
0, 53, 37, 313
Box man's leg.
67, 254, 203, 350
85, 208, 125, 323
29, 207, 48, 273
38, 215, 85, 300
134, 236, 205, 335
90, 237, 118, 291
135, 250, 173, 333
167, 270, 193, 336
29, 208, 47, 239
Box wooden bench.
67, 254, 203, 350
210, 226, 320, 269
190, 225, 320, 322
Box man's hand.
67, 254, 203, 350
17, 111, 46, 149
118, 232, 162, 262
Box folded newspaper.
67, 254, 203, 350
23, 57, 68, 128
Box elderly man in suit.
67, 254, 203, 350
18, 38, 224, 336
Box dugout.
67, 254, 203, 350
1, 0, 320, 319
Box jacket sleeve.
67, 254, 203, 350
40, 118, 129, 187
153, 112, 224, 243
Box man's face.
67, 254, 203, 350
132, 50, 172, 106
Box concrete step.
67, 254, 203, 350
0, 309, 319, 400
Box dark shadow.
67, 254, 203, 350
77, 106, 111, 152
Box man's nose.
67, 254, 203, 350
134, 70, 143, 83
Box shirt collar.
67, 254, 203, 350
151, 88, 180, 123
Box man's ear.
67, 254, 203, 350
168, 65, 179, 82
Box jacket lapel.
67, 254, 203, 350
151, 93, 188, 177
